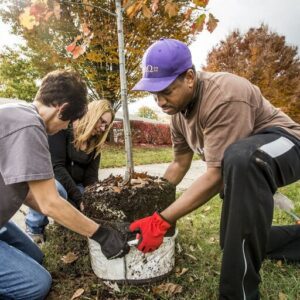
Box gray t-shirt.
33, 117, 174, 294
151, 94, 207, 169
0, 103, 54, 228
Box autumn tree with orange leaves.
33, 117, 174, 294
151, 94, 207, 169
0, 0, 218, 108
204, 24, 300, 122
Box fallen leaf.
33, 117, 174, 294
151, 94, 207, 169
96, 186, 105, 192
158, 184, 164, 190
138, 177, 148, 184
70, 288, 84, 300
277, 260, 283, 267
203, 205, 211, 212
279, 292, 287, 300
176, 242, 183, 253
153, 178, 164, 184
189, 245, 195, 252
208, 236, 217, 244
61, 252, 78, 264
103, 281, 120, 292
113, 186, 122, 193
131, 177, 148, 188
152, 283, 183, 296
79, 202, 84, 212
176, 267, 189, 277
185, 253, 198, 261
197, 244, 203, 251
131, 179, 141, 185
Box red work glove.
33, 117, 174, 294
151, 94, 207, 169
129, 212, 171, 253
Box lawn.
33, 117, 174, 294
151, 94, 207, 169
100, 143, 201, 168
43, 180, 300, 300
100, 144, 174, 168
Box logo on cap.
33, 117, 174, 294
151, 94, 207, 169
143, 65, 159, 73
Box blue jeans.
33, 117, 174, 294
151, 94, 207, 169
0, 221, 52, 299
25, 180, 84, 234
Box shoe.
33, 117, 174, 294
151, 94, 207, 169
26, 226, 45, 244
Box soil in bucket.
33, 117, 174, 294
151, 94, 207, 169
81, 172, 176, 229
81, 172, 177, 284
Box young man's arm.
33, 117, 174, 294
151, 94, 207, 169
27, 178, 98, 237
24, 190, 43, 212
27, 178, 130, 259
163, 151, 194, 185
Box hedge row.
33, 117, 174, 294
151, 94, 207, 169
112, 120, 172, 145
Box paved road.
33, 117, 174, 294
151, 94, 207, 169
12, 160, 207, 230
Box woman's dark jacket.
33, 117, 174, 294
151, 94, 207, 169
48, 126, 100, 205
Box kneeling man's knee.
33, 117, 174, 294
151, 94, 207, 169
223, 142, 251, 171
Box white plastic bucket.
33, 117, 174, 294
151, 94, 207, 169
88, 229, 178, 284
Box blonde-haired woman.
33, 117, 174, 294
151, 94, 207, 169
25, 100, 114, 242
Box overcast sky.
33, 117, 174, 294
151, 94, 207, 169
1, 0, 299, 113
190, 0, 300, 68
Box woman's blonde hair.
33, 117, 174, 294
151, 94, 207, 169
73, 99, 115, 157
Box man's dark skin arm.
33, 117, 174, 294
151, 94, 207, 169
163, 151, 194, 186
162, 151, 223, 223
129, 152, 223, 254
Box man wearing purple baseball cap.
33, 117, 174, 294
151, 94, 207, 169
130, 38, 300, 299
132, 38, 193, 93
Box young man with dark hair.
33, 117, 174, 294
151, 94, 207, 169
0, 70, 129, 299
130, 39, 300, 299
34, 69, 88, 121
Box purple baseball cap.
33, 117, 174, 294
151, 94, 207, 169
132, 38, 193, 93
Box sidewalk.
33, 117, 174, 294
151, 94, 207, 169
12, 160, 207, 230
98, 160, 207, 191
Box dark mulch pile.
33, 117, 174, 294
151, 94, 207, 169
82, 172, 176, 223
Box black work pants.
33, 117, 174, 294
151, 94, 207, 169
219, 128, 300, 300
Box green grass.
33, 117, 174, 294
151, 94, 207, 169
100, 144, 201, 168
101, 144, 174, 168
43, 181, 300, 300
